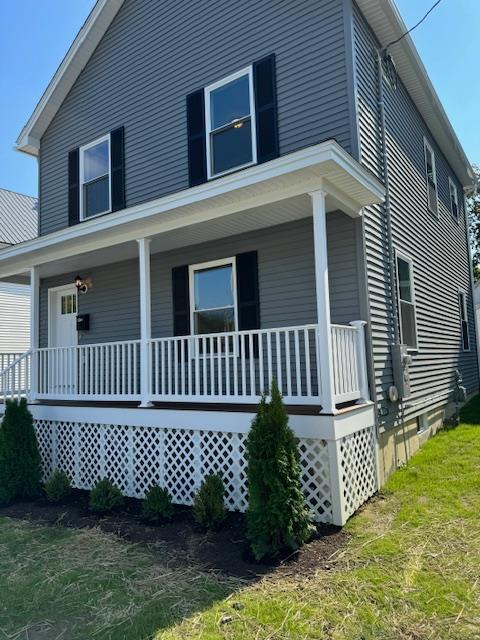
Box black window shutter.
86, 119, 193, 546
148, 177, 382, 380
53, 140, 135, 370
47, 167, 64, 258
68, 148, 80, 226
253, 54, 279, 164
110, 126, 125, 212
172, 265, 190, 336
236, 251, 260, 330
187, 89, 207, 187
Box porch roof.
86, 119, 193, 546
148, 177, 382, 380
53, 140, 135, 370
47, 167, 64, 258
0, 141, 384, 280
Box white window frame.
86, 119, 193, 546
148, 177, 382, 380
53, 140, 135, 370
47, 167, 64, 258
204, 66, 257, 180
395, 250, 419, 352
458, 289, 470, 352
188, 257, 238, 338
79, 133, 112, 221
423, 137, 438, 216
448, 176, 459, 221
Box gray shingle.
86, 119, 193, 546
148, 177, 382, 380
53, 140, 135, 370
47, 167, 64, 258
0, 188, 38, 245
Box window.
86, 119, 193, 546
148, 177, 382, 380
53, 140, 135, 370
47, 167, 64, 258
205, 67, 256, 179
423, 139, 438, 214
416, 413, 428, 433
61, 293, 77, 315
459, 291, 470, 351
189, 258, 237, 335
449, 177, 459, 220
80, 134, 111, 219
396, 253, 418, 350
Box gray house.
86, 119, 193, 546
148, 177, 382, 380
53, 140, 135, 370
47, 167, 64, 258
0, 0, 476, 525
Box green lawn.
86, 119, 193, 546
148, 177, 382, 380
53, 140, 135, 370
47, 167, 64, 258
1, 398, 480, 639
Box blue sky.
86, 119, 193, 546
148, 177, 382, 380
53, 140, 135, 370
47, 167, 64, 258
0, 0, 478, 197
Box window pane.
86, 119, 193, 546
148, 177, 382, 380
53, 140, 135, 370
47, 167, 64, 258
210, 74, 250, 129
194, 265, 233, 310
397, 258, 412, 302
462, 320, 470, 350
212, 120, 252, 175
400, 301, 417, 349
195, 308, 235, 334
84, 176, 109, 217
84, 140, 109, 182
459, 294, 466, 321
425, 147, 435, 182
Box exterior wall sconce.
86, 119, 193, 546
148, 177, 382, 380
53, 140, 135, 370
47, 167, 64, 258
74, 274, 92, 294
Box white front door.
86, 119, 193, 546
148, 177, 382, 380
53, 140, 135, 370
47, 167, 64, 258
48, 286, 78, 394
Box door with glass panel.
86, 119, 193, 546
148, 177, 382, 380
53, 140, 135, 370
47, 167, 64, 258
48, 286, 78, 395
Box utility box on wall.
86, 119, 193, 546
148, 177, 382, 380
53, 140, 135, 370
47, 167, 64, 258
76, 314, 90, 332
391, 343, 412, 400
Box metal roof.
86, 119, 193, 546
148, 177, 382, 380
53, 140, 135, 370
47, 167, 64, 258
0, 188, 38, 245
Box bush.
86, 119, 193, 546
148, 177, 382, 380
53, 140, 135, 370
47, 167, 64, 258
246, 379, 314, 561
44, 470, 72, 503
142, 485, 173, 522
193, 473, 226, 530
0, 399, 42, 506
89, 478, 124, 513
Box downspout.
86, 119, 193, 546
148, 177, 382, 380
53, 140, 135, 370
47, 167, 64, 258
376, 50, 400, 346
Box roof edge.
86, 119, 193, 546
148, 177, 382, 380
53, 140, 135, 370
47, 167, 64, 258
16, 0, 125, 156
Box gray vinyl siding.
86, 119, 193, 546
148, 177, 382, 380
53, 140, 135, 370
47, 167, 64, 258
352, 2, 478, 428
39, 0, 353, 236
39, 215, 361, 347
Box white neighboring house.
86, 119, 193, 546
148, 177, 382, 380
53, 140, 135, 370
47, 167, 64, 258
0, 189, 38, 362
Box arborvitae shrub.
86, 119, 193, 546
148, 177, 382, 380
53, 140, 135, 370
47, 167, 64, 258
193, 473, 226, 530
44, 470, 72, 503
246, 379, 314, 561
0, 399, 42, 506
142, 485, 173, 522
89, 478, 124, 513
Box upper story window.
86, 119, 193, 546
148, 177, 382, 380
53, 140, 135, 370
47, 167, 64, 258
423, 138, 438, 215
396, 252, 418, 350
189, 258, 237, 335
449, 177, 459, 220
79, 134, 111, 219
205, 67, 257, 179
458, 290, 470, 351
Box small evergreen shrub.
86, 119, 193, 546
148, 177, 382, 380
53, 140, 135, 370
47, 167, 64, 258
246, 379, 314, 561
193, 473, 226, 530
89, 478, 124, 513
0, 399, 42, 506
142, 485, 173, 522
44, 470, 72, 503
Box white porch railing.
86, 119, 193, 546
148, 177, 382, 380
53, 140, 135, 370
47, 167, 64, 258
0, 322, 369, 408
0, 351, 32, 402
0, 353, 24, 371
150, 324, 321, 404
36, 341, 141, 400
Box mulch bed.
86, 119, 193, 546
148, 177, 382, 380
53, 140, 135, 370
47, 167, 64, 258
0, 490, 347, 580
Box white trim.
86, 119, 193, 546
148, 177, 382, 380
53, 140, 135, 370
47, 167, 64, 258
423, 137, 438, 216
448, 176, 459, 221
137, 238, 153, 406
205, 65, 257, 180
79, 133, 112, 221
47, 284, 78, 348
0, 142, 385, 280
188, 256, 238, 336
395, 250, 418, 352
458, 288, 470, 352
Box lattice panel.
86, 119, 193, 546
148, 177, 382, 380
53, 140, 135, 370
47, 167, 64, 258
340, 426, 377, 518
298, 439, 332, 523
32, 420, 335, 522
200, 431, 247, 511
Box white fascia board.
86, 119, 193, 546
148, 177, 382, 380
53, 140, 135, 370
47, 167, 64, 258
16, 0, 125, 156
0, 141, 384, 278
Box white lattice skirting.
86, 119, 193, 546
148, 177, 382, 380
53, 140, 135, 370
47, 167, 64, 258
34, 420, 377, 524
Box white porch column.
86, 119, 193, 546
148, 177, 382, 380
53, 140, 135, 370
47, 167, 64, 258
137, 238, 153, 407
29, 266, 40, 403
310, 189, 336, 414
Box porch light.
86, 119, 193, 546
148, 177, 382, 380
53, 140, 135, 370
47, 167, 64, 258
74, 274, 92, 294
232, 119, 244, 129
